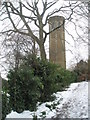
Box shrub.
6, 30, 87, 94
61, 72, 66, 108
23, 55, 59, 102
2, 93, 11, 120
7, 67, 42, 112
7, 54, 77, 112
2, 79, 11, 120
54, 68, 77, 91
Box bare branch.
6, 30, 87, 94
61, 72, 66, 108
5, 2, 18, 31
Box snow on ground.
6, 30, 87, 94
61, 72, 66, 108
6, 81, 88, 119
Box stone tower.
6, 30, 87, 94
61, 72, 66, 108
48, 16, 66, 68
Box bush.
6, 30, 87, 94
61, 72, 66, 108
7, 54, 77, 112
2, 79, 11, 120
2, 93, 11, 120
51, 67, 77, 92
7, 67, 42, 112
31, 59, 59, 102
23, 55, 60, 102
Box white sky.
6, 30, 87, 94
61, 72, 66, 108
0, 0, 88, 78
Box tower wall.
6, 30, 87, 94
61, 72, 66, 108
48, 16, 66, 68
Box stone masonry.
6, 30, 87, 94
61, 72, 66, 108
48, 16, 66, 69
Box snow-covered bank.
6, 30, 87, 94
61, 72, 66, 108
6, 81, 88, 119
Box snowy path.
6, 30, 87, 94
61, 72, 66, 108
53, 81, 88, 118
6, 81, 88, 119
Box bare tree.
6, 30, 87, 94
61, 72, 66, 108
64, 1, 88, 70
0, 0, 80, 60
0, 0, 89, 80
1, 32, 38, 70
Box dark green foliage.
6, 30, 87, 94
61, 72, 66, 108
18, 54, 59, 102
7, 67, 42, 112
33, 114, 37, 120
47, 67, 77, 93
40, 111, 46, 118
2, 79, 8, 93
2, 93, 11, 120
45, 102, 59, 111
7, 54, 77, 113
2, 79, 11, 120
73, 60, 88, 81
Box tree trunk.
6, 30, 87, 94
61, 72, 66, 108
38, 16, 46, 60
39, 43, 46, 60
